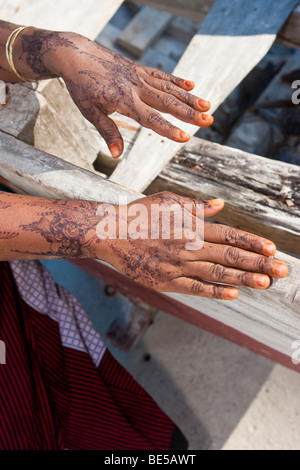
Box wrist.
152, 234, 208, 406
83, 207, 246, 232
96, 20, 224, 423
42, 31, 83, 78
13, 27, 81, 81
85, 202, 118, 263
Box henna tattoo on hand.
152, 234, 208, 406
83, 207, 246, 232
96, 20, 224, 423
0, 192, 14, 209
0, 231, 18, 240
15, 199, 102, 258
18, 29, 79, 79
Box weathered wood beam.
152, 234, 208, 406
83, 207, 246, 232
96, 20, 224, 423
128, 0, 300, 49
0, 130, 137, 203
110, 0, 299, 192
0, 131, 299, 366
278, 2, 300, 49
146, 137, 300, 256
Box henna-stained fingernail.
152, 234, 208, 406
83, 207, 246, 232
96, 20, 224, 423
263, 243, 276, 256
274, 263, 288, 278
226, 288, 239, 299
198, 99, 210, 110
109, 144, 121, 159
179, 131, 190, 141
202, 113, 213, 121
185, 80, 194, 88
210, 198, 224, 206
255, 275, 270, 288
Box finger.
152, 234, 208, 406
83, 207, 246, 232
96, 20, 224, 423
141, 77, 211, 112
202, 199, 224, 217
204, 222, 277, 257
140, 88, 213, 127
89, 108, 124, 158
196, 243, 288, 278
184, 261, 271, 289
136, 104, 191, 142
143, 67, 196, 91
163, 277, 239, 300
157, 192, 225, 217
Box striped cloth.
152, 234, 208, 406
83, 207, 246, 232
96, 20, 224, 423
0, 261, 185, 450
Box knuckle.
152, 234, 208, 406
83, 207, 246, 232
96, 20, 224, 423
213, 285, 225, 299
100, 127, 116, 142
186, 106, 195, 119
163, 94, 176, 107
161, 190, 175, 200
163, 81, 175, 93
224, 247, 240, 265
153, 70, 166, 80
153, 191, 178, 205
190, 280, 205, 295
256, 256, 267, 273
146, 111, 160, 125
170, 75, 181, 86
224, 227, 240, 245
210, 264, 226, 281
240, 272, 253, 286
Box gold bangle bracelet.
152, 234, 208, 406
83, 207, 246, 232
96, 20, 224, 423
5, 26, 32, 82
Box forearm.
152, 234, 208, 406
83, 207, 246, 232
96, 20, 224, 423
0, 191, 108, 261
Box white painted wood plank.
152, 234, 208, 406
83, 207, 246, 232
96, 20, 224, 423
0, 131, 299, 360
110, 0, 299, 192
0, 0, 123, 39
168, 249, 300, 358
116, 6, 173, 58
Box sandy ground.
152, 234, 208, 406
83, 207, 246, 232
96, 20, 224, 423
113, 310, 300, 450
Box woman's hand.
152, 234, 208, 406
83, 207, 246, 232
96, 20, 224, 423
0, 190, 288, 299
102, 192, 288, 300
6, 26, 213, 158
57, 34, 213, 158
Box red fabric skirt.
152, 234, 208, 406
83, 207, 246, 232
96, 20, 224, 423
0, 261, 184, 450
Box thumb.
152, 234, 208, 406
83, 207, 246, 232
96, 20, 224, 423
168, 193, 224, 217
91, 108, 124, 159
203, 198, 224, 217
